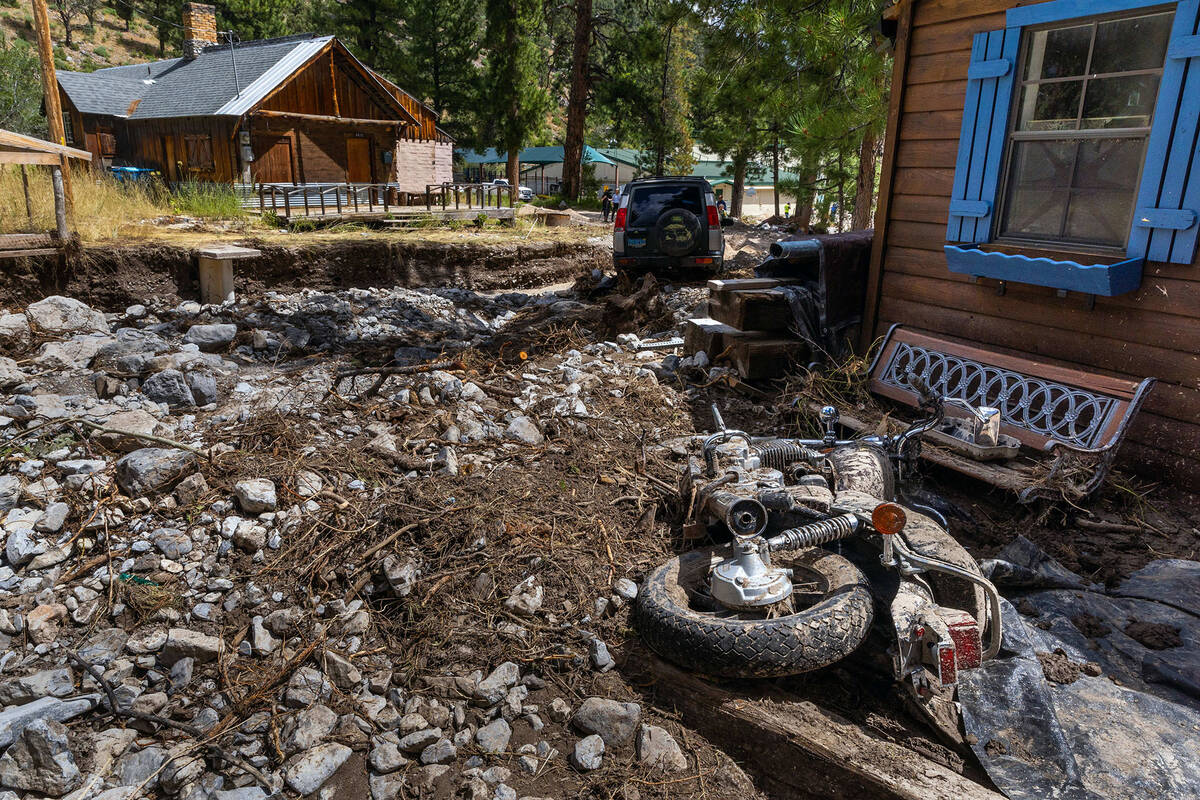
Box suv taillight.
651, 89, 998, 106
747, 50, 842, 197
706, 205, 719, 226
614, 207, 627, 231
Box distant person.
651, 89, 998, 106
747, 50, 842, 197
784, 202, 791, 218
717, 198, 727, 216
601, 187, 614, 222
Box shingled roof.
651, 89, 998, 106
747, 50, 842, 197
58, 34, 360, 121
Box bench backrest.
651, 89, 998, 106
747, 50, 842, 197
867, 325, 1153, 451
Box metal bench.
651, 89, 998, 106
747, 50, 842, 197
864, 325, 1155, 501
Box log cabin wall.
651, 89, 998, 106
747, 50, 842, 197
866, 0, 1200, 487
121, 117, 238, 181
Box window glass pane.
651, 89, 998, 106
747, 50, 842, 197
1064, 138, 1144, 244
628, 186, 703, 228
1091, 12, 1174, 73
1081, 74, 1159, 128
1001, 140, 1074, 238
1017, 81, 1083, 130
1024, 24, 1091, 80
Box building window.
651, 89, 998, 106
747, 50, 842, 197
997, 10, 1174, 249
184, 135, 215, 171
98, 131, 118, 157
61, 112, 75, 145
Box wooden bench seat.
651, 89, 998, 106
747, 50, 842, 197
866, 325, 1155, 501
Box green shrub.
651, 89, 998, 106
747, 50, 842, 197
169, 181, 246, 219
94, 45, 109, 58
473, 212, 488, 229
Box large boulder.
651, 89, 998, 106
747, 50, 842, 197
89, 410, 176, 453
0, 718, 81, 796
115, 448, 198, 496
183, 324, 237, 351
140, 369, 195, 409
25, 296, 107, 336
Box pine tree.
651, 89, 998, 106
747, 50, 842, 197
390, 0, 483, 141
481, 0, 550, 185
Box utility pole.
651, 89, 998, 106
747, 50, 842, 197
31, 0, 74, 212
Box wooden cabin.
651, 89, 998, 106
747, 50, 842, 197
55, 3, 453, 191
866, 0, 1200, 487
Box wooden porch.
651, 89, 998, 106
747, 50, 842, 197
244, 181, 515, 223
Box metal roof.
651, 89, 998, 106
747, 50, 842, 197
58, 35, 338, 120
457, 145, 615, 165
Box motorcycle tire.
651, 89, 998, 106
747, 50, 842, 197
635, 546, 874, 678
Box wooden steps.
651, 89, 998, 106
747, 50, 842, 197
686, 277, 809, 380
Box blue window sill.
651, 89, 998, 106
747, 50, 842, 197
943, 244, 1144, 297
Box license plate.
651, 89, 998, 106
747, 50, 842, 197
626, 237, 646, 248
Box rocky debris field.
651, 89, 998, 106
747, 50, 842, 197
0, 285, 763, 800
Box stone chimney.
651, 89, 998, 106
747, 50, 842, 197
182, 3, 218, 59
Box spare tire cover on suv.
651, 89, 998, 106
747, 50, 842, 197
654, 209, 703, 257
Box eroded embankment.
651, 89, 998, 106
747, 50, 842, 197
0, 238, 608, 311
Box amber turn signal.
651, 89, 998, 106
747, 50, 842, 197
872, 502, 907, 535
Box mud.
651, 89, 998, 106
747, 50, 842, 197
1123, 620, 1183, 649
0, 238, 608, 311
1071, 613, 1112, 639
1037, 648, 1102, 684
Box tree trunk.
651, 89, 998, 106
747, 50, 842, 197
506, 151, 519, 190
561, 0, 593, 200
655, 22, 674, 177
796, 169, 817, 233
852, 129, 879, 231
730, 151, 747, 218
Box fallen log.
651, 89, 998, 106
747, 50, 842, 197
630, 653, 1004, 800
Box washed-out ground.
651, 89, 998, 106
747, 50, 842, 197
0, 235, 1195, 800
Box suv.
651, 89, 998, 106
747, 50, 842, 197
612, 177, 725, 275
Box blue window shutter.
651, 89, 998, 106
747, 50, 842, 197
946, 29, 1020, 244
1128, 0, 1200, 264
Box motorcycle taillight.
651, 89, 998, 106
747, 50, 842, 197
614, 207, 627, 231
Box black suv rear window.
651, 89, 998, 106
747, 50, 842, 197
628, 185, 704, 227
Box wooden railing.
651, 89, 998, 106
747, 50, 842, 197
425, 182, 514, 211
255, 182, 400, 218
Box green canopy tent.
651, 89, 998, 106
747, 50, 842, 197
456, 146, 615, 192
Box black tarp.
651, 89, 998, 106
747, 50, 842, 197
957, 537, 1200, 800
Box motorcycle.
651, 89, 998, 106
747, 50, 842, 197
635, 388, 1002, 736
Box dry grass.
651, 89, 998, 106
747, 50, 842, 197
0, 165, 164, 240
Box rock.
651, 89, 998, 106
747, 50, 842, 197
78, 628, 128, 665
168, 657, 194, 693
381, 555, 419, 596
475, 719, 512, 754
284, 667, 332, 708
569, 734, 604, 772
0, 719, 80, 795
321, 650, 361, 689
398, 727, 442, 754
295, 470, 322, 497
214, 790, 268, 800
248, 616, 278, 655
263, 607, 303, 636
141, 369, 196, 409
126, 628, 168, 654
233, 522, 267, 553
612, 577, 638, 601
161, 628, 223, 664
369, 740, 408, 774
0, 695, 98, 750
0, 476, 20, 512
0, 313, 30, 348
115, 448, 198, 496
25, 603, 67, 644
505, 416, 544, 445
5, 526, 41, 568
368, 772, 406, 800
547, 698, 572, 723
175, 473, 209, 506
234, 479, 277, 513
419, 738, 456, 765
90, 410, 173, 453
35, 502, 70, 533
0, 357, 24, 390
26, 296, 107, 335
503, 576, 543, 616
283, 705, 337, 754
413, 764, 450, 792
0, 668, 74, 706
571, 697, 641, 747
187, 372, 219, 405
636, 725, 687, 772
115, 745, 166, 787
283, 742, 352, 796
154, 528, 193, 560
183, 324, 237, 351
474, 662, 520, 706
589, 639, 615, 672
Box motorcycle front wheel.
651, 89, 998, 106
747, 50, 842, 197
635, 547, 874, 678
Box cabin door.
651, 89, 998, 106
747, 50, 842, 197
252, 136, 294, 184
162, 136, 176, 181
346, 137, 371, 183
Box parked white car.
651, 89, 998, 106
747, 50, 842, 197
489, 178, 534, 201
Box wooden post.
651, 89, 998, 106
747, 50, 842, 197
51, 165, 68, 240
31, 0, 73, 211
20, 166, 33, 227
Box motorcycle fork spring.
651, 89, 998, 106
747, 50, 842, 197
766, 513, 861, 552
